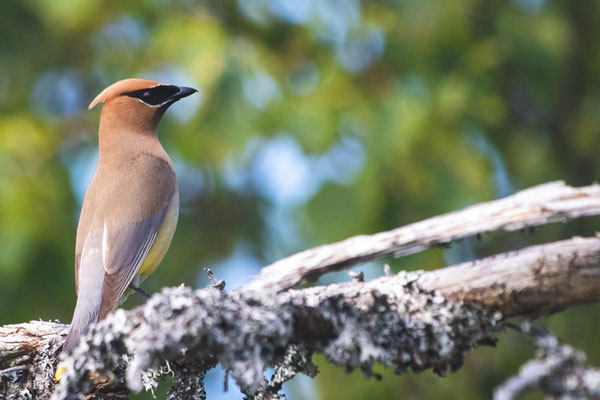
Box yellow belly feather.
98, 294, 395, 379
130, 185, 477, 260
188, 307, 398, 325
136, 192, 179, 280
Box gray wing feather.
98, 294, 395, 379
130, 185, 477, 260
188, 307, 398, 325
98, 204, 168, 320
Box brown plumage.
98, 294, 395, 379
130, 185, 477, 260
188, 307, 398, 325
62, 78, 196, 354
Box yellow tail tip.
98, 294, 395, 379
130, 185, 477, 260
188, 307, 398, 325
55, 365, 66, 382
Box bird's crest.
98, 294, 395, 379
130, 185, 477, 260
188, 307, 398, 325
88, 78, 164, 110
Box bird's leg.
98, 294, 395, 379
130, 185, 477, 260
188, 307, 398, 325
129, 284, 152, 299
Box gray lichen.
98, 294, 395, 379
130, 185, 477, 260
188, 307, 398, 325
495, 323, 600, 400
0, 270, 505, 399
45, 271, 503, 399
290, 271, 502, 378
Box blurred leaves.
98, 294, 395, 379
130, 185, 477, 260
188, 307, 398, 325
1, 0, 600, 398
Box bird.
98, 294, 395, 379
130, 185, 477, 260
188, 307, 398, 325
60, 78, 196, 356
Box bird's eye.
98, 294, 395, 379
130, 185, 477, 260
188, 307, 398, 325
122, 85, 180, 105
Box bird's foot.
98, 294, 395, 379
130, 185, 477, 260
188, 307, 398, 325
130, 285, 152, 299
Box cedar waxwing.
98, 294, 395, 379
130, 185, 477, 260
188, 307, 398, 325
61, 78, 196, 355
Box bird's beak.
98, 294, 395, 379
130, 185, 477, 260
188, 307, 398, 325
169, 86, 197, 102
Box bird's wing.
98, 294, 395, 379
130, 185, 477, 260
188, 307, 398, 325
97, 203, 170, 319
76, 153, 177, 320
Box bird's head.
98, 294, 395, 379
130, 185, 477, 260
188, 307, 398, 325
89, 78, 197, 133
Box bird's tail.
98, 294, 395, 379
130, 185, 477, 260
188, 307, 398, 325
62, 250, 105, 354
62, 301, 99, 354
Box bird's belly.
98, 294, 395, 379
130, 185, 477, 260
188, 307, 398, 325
136, 191, 179, 280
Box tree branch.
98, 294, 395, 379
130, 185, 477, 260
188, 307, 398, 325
48, 274, 504, 400
1, 181, 599, 399
247, 181, 600, 292
418, 235, 600, 317
494, 323, 600, 400
0, 321, 68, 363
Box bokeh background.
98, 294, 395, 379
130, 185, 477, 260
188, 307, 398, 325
1, 0, 599, 398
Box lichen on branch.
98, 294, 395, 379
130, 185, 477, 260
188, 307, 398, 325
49, 271, 500, 399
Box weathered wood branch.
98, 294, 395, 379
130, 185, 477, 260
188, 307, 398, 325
418, 235, 600, 317
2, 236, 599, 399
1, 181, 599, 399
0, 321, 68, 364
247, 181, 600, 292
3, 235, 599, 373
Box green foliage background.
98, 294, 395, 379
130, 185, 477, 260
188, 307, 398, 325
1, 0, 599, 398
